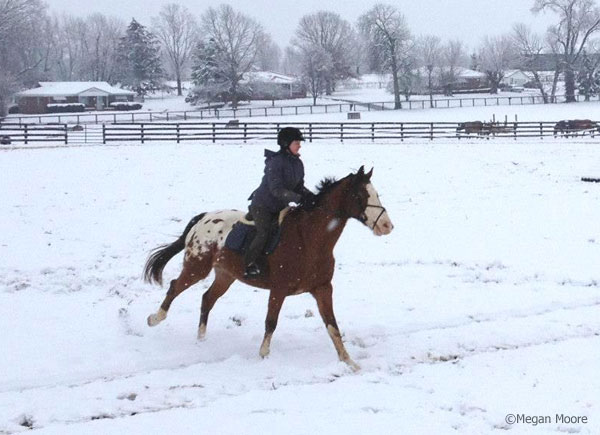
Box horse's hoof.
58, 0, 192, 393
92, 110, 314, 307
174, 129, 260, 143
259, 347, 270, 359
147, 309, 166, 327
345, 359, 361, 372
197, 325, 207, 341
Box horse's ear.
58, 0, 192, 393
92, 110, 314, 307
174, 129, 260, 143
357, 165, 365, 176
366, 167, 373, 179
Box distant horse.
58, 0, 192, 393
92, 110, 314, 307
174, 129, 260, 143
484, 122, 515, 137
144, 166, 394, 370
456, 121, 484, 137
554, 119, 599, 137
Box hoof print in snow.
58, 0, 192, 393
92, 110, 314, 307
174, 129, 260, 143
117, 393, 137, 401
427, 352, 460, 363
90, 414, 113, 421
304, 309, 314, 318
18, 414, 34, 428
229, 316, 243, 327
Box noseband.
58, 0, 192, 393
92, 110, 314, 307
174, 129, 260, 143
359, 204, 387, 230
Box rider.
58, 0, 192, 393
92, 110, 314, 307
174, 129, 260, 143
244, 127, 316, 278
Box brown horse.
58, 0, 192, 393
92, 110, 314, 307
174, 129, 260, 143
456, 121, 484, 137
144, 166, 393, 370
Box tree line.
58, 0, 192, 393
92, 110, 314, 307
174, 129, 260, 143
2, 0, 600, 117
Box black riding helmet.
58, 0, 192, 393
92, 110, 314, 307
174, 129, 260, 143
277, 127, 305, 149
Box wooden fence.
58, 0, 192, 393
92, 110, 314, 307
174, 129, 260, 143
2, 121, 598, 145
4, 93, 600, 125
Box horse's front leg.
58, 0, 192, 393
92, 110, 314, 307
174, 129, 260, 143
259, 290, 286, 358
311, 283, 360, 371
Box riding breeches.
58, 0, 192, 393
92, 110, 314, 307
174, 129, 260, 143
244, 204, 278, 266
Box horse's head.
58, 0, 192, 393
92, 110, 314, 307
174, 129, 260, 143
342, 166, 394, 236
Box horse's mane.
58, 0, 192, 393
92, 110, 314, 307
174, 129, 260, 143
295, 175, 347, 212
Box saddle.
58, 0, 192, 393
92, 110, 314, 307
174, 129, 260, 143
224, 207, 291, 255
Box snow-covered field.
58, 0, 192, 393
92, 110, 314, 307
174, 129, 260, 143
1, 128, 599, 434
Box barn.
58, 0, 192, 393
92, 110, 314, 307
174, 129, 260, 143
16, 82, 136, 114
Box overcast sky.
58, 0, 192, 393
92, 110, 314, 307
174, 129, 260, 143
46, 0, 555, 51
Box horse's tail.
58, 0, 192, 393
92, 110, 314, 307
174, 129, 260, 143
143, 212, 207, 286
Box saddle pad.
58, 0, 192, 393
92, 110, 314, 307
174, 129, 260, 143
224, 222, 281, 255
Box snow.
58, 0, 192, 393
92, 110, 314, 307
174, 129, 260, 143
17, 82, 135, 97
1, 103, 600, 433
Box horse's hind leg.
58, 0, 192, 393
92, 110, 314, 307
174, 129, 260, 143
197, 270, 235, 340
147, 255, 212, 327
311, 283, 360, 371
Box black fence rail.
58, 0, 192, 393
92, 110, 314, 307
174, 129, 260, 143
0, 123, 67, 144
101, 121, 598, 143
4, 93, 600, 125
1, 121, 598, 145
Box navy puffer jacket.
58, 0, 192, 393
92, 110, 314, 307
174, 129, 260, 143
249, 149, 311, 212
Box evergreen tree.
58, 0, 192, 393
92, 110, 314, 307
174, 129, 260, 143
187, 38, 251, 105
116, 19, 163, 96
577, 52, 600, 101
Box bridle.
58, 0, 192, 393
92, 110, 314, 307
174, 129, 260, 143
359, 204, 387, 230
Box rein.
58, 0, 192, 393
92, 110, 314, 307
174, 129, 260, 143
360, 204, 387, 230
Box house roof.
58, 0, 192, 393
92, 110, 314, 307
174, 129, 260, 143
17, 82, 135, 97
242, 71, 298, 84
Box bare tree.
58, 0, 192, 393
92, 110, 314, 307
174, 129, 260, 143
512, 23, 555, 102
0, 0, 51, 114
533, 0, 600, 102
200, 4, 263, 108
439, 39, 467, 96
418, 35, 442, 107
478, 35, 515, 93
80, 14, 124, 82
298, 46, 333, 105
293, 11, 357, 95
359, 4, 411, 109
153, 3, 197, 96
256, 33, 282, 72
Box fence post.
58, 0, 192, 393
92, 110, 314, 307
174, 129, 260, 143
141, 123, 145, 144
244, 123, 247, 143
401, 123, 404, 141
309, 123, 313, 142
185, 111, 188, 121
539, 122, 543, 139
430, 123, 434, 140
177, 124, 180, 143
514, 122, 517, 141
212, 123, 216, 143
280, 107, 283, 116
24, 124, 28, 144
131, 113, 134, 122
150, 112, 153, 122
265, 108, 268, 116
460, 99, 463, 108
114, 114, 117, 123
64, 124, 68, 144
371, 123, 375, 142
102, 123, 106, 144
340, 123, 344, 142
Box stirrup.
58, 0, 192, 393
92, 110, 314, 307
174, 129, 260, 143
244, 263, 261, 278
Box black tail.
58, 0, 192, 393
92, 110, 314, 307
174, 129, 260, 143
143, 213, 206, 286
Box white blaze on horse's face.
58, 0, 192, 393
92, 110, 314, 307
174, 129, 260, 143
364, 182, 394, 236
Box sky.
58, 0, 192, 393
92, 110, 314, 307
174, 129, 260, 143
46, 0, 556, 51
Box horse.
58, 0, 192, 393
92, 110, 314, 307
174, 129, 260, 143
554, 119, 599, 137
143, 166, 394, 371
553, 120, 569, 137
456, 121, 484, 138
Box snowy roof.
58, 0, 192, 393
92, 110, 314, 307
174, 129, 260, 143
504, 70, 533, 79
455, 68, 486, 79
242, 71, 299, 84
17, 82, 136, 97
